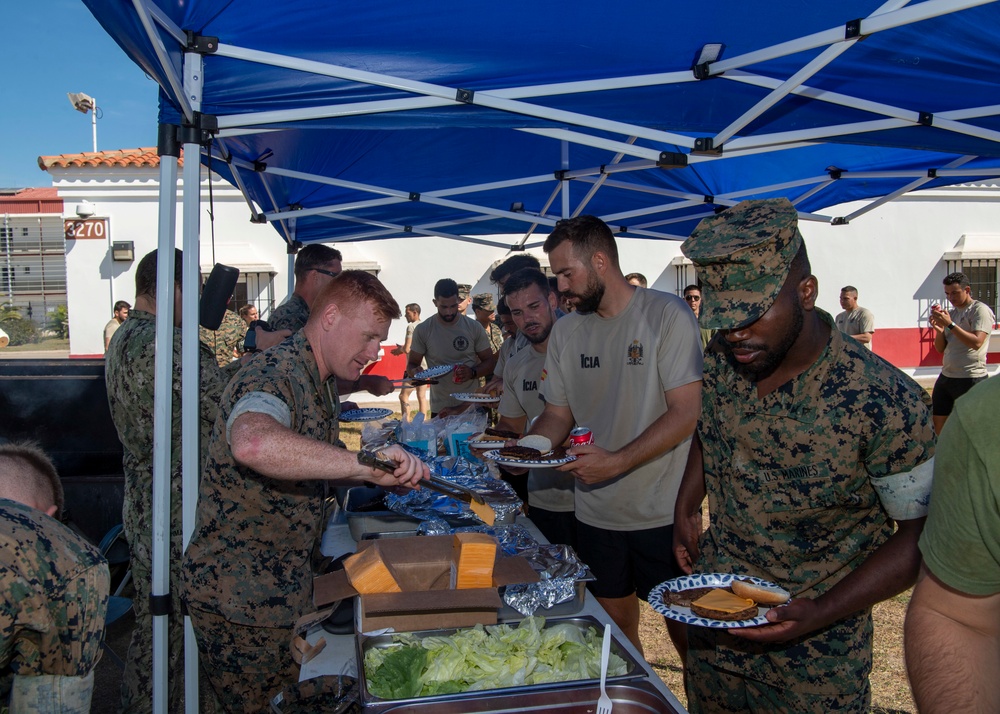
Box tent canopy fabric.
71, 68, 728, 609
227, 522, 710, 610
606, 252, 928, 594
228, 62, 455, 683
85, 0, 1000, 246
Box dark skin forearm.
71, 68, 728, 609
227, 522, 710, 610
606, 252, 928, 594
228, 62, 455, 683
673, 433, 707, 574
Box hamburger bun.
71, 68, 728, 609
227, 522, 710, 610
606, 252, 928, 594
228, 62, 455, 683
517, 435, 552, 453
730, 579, 791, 606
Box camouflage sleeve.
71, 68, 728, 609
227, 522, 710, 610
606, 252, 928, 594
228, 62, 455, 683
226, 392, 292, 443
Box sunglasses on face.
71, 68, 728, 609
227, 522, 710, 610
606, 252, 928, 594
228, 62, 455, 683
684, 295, 701, 302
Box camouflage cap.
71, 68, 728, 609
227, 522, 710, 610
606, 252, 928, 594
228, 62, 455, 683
457, 284, 472, 300
472, 293, 495, 312
680, 198, 803, 329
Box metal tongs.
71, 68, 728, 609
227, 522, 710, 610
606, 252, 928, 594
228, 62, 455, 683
389, 378, 439, 386
357, 450, 479, 502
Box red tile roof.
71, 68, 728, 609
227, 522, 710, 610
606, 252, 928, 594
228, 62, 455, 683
0, 187, 62, 213
38, 148, 185, 171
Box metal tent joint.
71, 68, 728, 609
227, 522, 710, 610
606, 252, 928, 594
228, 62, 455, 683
179, 112, 218, 145
692, 137, 722, 155
253, 160, 268, 172
250, 213, 267, 224
185, 31, 219, 54
456, 88, 475, 103
287, 240, 302, 255
845, 18, 862, 40
918, 111, 934, 126
832, 216, 849, 225
927, 168, 938, 178
408, 192, 420, 201
403, 225, 413, 232
554, 169, 568, 181
829, 168, 843, 180
657, 151, 688, 168
703, 195, 715, 204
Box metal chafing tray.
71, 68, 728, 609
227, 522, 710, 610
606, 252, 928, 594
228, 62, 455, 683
374, 680, 684, 713
357, 616, 644, 712
344, 486, 420, 541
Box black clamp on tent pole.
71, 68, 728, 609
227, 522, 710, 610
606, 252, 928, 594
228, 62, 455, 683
692, 137, 722, 156
828, 168, 843, 180
149, 594, 174, 617
287, 240, 302, 255
179, 112, 218, 146
185, 31, 219, 54
157, 124, 181, 159
554, 170, 568, 181
918, 112, 934, 127
927, 168, 938, 179
845, 19, 863, 40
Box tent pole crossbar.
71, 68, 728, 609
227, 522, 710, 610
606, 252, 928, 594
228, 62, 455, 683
713, 34, 859, 147
214, 96, 452, 130
516, 183, 564, 248
267, 197, 407, 222
131, 0, 192, 122
560, 160, 658, 179
577, 176, 710, 202
631, 208, 719, 230
518, 128, 674, 161
213, 43, 697, 148
213, 140, 261, 219
708, 0, 994, 79
571, 138, 635, 217
726, 119, 912, 152
791, 180, 837, 204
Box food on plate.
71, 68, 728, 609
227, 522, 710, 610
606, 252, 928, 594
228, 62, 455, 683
364, 616, 629, 699
666, 586, 716, 608
730, 578, 790, 605
471, 431, 508, 445
517, 435, 552, 453
453, 533, 497, 589
497, 445, 543, 461
689, 588, 758, 621
485, 427, 520, 440
343, 547, 402, 594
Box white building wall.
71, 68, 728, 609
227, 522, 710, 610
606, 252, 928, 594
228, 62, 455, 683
50, 162, 1000, 366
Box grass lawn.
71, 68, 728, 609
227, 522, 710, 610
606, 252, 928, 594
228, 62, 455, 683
2, 337, 70, 351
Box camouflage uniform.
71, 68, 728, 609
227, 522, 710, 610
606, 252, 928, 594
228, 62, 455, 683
269, 293, 310, 332
681, 199, 936, 713
200, 309, 247, 367
104, 309, 238, 714
182, 330, 339, 713
485, 321, 504, 356
0, 498, 109, 710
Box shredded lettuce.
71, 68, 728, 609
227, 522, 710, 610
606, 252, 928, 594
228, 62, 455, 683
364, 617, 629, 699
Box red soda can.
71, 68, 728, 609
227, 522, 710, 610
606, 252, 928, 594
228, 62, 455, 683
569, 427, 594, 447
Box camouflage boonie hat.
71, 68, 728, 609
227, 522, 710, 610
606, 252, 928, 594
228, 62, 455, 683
680, 198, 803, 329
457, 284, 472, 301
472, 293, 495, 312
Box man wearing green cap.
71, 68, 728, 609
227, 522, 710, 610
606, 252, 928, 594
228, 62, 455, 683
674, 198, 935, 713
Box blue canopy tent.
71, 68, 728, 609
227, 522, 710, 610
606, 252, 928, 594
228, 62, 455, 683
82, 0, 1000, 710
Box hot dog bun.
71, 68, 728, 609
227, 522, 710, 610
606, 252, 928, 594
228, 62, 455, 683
730, 579, 790, 605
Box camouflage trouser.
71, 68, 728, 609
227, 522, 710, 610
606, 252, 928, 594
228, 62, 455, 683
9, 672, 93, 714
187, 607, 300, 714
685, 616, 872, 714
121, 540, 187, 714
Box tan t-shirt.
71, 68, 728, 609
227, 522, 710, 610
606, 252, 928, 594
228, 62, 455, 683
942, 300, 995, 378
499, 343, 574, 513
411, 314, 491, 411
834, 306, 875, 349
540, 288, 703, 530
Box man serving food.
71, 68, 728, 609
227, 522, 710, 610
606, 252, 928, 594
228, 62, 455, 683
674, 198, 935, 713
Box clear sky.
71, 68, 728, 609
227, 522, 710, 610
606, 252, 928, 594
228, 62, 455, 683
0, 0, 159, 188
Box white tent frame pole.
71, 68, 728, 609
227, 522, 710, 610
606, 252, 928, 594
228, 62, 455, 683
518, 128, 665, 162
707, 0, 995, 79
713, 0, 910, 146
131, 0, 192, 122
572, 139, 636, 218
151, 139, 179, 714
330, 214, 498, 243
561, 141, 571, 218
839, 154, 977, 222
517, 183, 564, 248
180, 51, 205, 714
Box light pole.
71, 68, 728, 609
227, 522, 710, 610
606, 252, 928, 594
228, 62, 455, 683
67, 92, 98, 152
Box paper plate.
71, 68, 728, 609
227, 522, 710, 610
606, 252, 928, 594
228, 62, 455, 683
414, 364, 454, 380
647, 573, 780, 628
451, 392, 501, 404
339, 408, 394, 422
482, 449, 576, 469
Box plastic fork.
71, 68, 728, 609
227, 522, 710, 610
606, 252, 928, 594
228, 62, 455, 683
597, 623, 613, 714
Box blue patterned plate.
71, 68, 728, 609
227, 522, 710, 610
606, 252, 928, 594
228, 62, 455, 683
414, 364, 454, 380
648, 573, 780, 628
339, 408, 393, 422
482, 449, 576, 469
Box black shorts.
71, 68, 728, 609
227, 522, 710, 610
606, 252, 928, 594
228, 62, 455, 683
575, 520, 681, 600
528, 507, 577, 551
932, 374, 987, 416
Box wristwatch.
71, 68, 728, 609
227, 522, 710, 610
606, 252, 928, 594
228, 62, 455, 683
946, 323, 955, 331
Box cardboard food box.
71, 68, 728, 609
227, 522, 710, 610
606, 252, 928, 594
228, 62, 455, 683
313, 534, 539, 632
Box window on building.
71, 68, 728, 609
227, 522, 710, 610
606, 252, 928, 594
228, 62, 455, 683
943, 235, 1000, 319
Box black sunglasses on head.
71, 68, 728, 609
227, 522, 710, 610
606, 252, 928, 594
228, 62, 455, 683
311, 268, 341, 279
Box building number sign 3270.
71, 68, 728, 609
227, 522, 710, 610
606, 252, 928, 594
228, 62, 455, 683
64, 218, 108, 240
